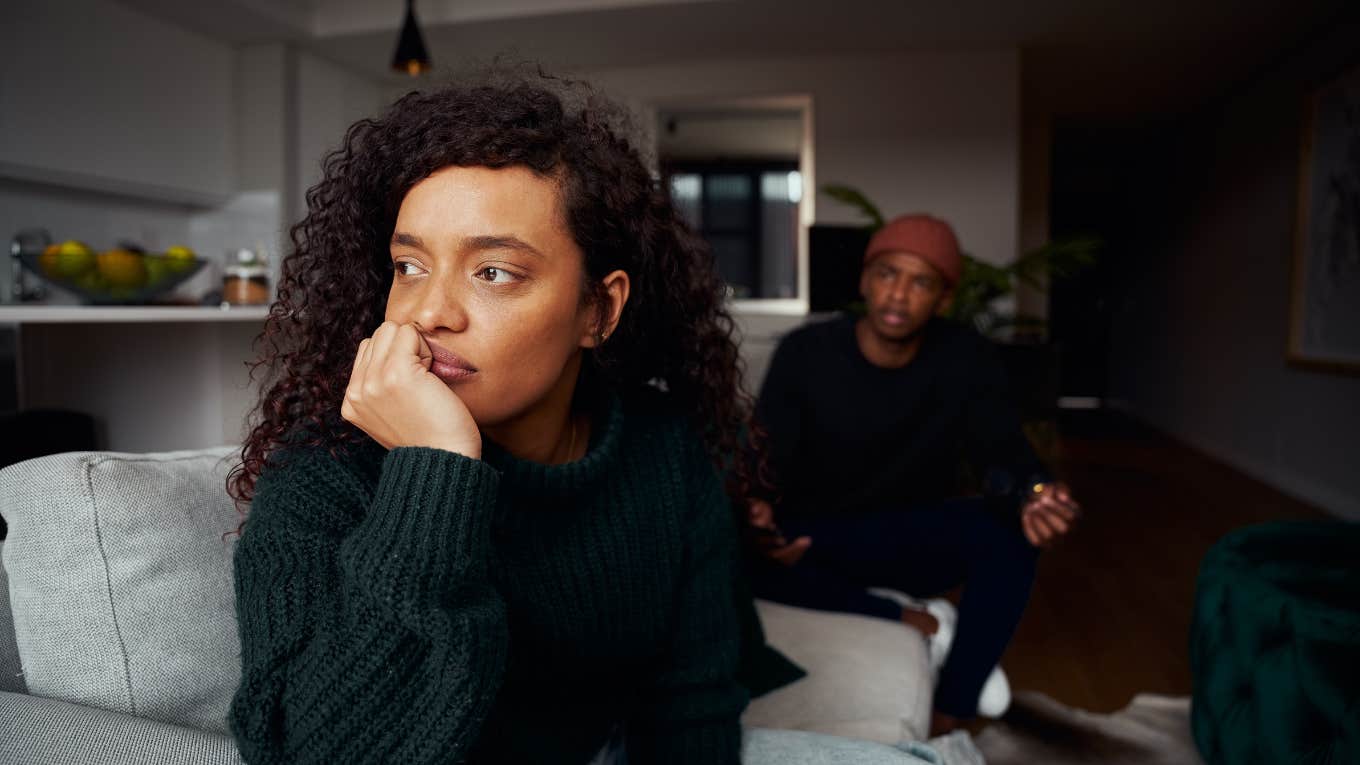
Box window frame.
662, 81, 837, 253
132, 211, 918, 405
651, 94, 815, 317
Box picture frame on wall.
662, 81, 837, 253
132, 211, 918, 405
1289, 61, 1360, 374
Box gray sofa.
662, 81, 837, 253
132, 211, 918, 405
0, 448, 934, 763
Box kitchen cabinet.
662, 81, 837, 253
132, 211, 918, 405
1, 306, 267, 452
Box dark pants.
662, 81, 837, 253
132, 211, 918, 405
747, 498, 1039, 718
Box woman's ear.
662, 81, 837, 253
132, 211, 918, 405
583, 269, 631, 348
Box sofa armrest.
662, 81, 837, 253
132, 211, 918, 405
743, 600, 933, 745
0, 690, 241, 765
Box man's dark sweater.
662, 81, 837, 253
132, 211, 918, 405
756, 314, 1047, 519
229, 393, 751, 764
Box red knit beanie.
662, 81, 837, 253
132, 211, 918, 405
864, 214, 963, 286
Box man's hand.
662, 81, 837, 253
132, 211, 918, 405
1020, 481, 1080, 548
747, 498, 812, 566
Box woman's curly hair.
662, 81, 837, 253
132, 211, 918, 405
227, 70, 769, 512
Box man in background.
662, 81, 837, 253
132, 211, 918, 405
747, 213, 1080, 735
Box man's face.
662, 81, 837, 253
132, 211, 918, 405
858, 252, 953, 342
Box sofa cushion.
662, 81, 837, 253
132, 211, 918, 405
0, 541, 24, 694
743, 600, 932, 744
0, 448, 241, 734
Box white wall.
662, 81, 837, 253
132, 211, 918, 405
236, 44, 292, 197
1108, 18, 1360, 519
0, 0, 236, 202
294, 53, 389, 222
589, 50, 1021, 266
657, 112, 803, 161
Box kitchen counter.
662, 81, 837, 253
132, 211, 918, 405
0, 305, 269, 324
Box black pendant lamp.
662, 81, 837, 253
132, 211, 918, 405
391, 0, 432, 76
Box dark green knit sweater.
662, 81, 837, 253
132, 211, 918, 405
229, 393, 748, 764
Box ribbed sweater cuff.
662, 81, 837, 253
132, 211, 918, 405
342, 447, 500, 613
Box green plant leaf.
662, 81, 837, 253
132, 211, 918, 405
1011, 237, 1101, 290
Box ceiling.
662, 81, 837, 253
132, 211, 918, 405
115, 0, 1354, 117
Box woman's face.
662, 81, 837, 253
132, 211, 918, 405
384, 164, 595, 429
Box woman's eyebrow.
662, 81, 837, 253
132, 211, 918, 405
391, 232, 426, 250
461, 235, 547, 260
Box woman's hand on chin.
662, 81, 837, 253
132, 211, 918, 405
341, 321, 483, 459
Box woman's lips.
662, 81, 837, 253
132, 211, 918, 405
425, 339, 478, 383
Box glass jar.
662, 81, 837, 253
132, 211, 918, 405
222, 248, 269, 306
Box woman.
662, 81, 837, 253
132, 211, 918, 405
226, 74, 765, 763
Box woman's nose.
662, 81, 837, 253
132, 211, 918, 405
413, 280, 469, 333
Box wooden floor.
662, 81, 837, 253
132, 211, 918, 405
999, 411, 1330, 714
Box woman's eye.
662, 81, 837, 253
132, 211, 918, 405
476, 267, 517, 284
394, 261, 422, 277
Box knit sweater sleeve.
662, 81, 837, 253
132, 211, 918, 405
626, 434, 748, 764
961, 336, 1052, 501
229, 446, 507, 764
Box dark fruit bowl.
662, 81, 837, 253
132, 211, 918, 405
18, 252, 206, 305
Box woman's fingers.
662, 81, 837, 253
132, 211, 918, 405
390, 322, 433, 378
370, 322, 434, 384
365, 321, 397, 387
402, 323, 433, 367
352, 338, 372, 378
343, 339, 372, 419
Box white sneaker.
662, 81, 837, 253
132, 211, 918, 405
975, 661, 1011, 719
867, 589, 1012, 718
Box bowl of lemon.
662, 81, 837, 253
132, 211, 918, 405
19, 241, 205, 305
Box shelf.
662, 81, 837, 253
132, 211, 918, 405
0, 305, 270, 324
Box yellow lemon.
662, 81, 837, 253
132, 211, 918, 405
44, 240, 97, 281
97, 250, 147, 290
165, 245, 196, 273
57, 240, 94, 257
